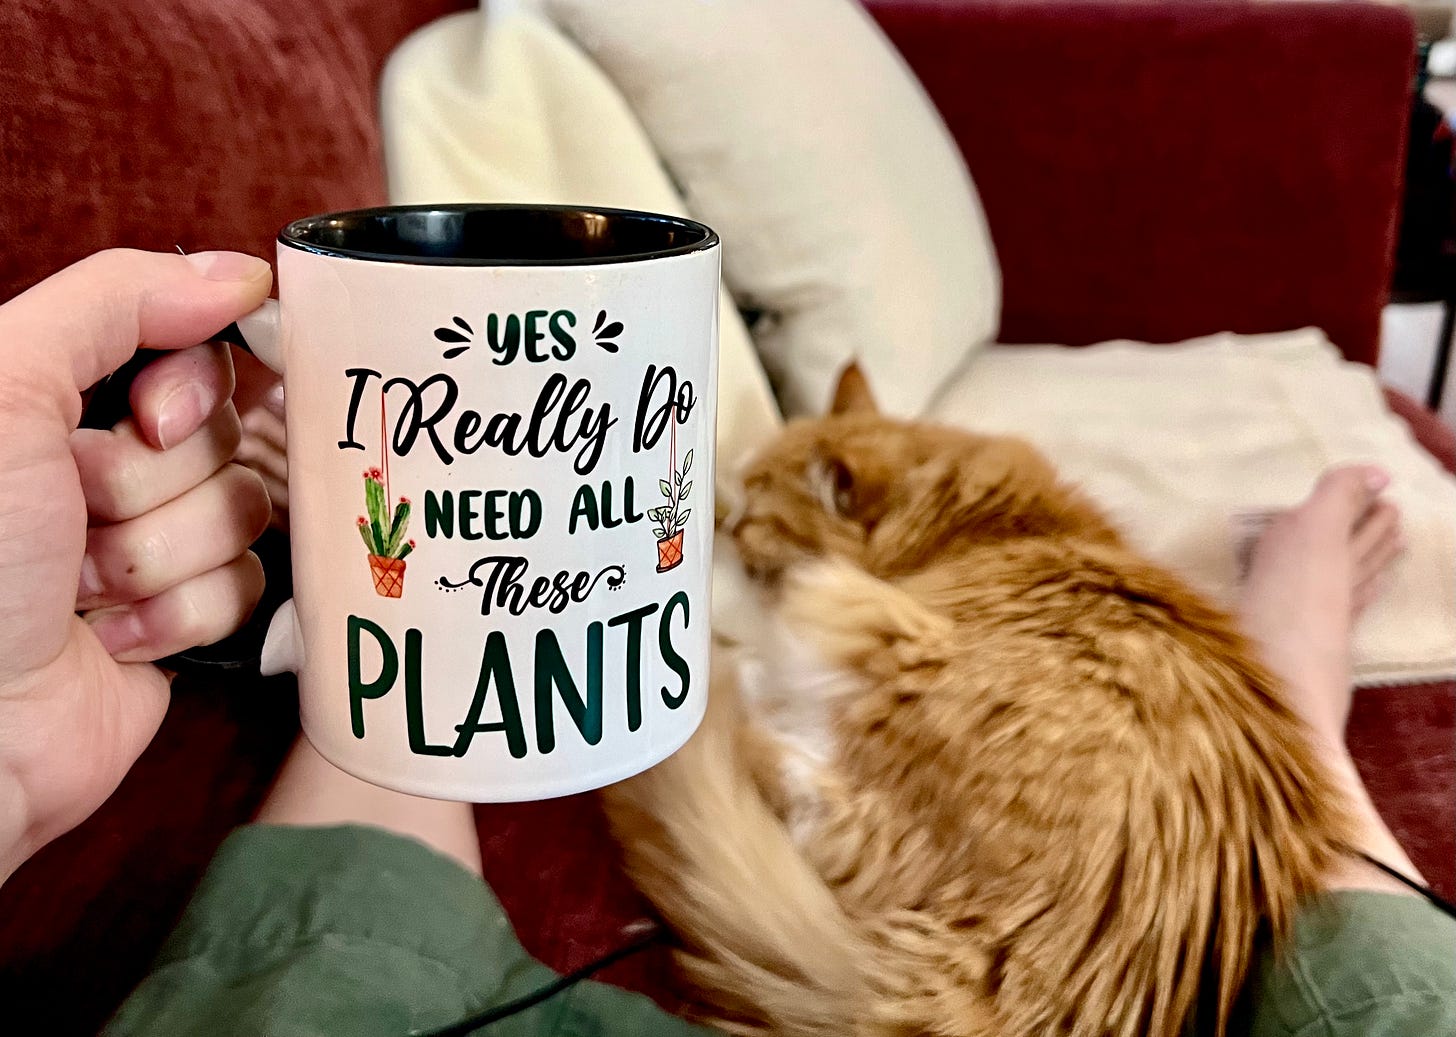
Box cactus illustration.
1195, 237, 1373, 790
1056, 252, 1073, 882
360, 468, 412, 597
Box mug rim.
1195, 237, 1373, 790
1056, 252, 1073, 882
278, 203, 719, 266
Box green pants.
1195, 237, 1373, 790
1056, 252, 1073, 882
106, 825, 1455, 1037
104, 825, 708, 1037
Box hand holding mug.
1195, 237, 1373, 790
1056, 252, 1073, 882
0, 204, 721, 878
0, 249, 270, 880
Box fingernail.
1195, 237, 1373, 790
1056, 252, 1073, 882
264, 382, 286, 419
184, 251, 271, 283
89, 609, 145, 656
78, 554, 102, 599
1364, 468, 1390, 491
156, 383, 213, 450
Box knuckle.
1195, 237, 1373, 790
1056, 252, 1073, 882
172, 587, 215, 646
82, 248, 144, 274
129, 525, 176, 590
97, 452, 146, 519
190, 557, 263, 647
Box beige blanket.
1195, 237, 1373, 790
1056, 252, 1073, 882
931, 330, 1456, 686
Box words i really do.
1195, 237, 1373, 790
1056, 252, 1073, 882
333, 306, 703, 760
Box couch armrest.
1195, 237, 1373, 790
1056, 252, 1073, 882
866, 0, 1414, 365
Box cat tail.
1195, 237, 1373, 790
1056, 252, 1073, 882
601, 648, 870, 1037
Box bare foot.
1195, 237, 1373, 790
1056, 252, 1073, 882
1237, 465, 1427, 891
1237, 465, 1403, 748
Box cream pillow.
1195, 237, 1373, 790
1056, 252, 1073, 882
380, 6, 783, 496
541, 0, 1000, 417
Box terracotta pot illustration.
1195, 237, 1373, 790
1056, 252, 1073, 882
357, 467, 414, 599
369, 554, 407, 598
656, 530, 685, 573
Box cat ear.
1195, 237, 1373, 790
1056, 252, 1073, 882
830, 361, 879, 416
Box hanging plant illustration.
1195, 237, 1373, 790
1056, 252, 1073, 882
357, 470, 414, 598
648, 449, 693, 573
354, 387, 414, 598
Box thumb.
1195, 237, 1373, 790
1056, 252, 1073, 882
0, 249, 272, 413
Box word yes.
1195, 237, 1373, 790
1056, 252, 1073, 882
482, 310, 576, 365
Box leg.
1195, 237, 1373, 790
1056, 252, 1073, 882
1236, 465, 1422, 892
255, 735, 483, 875
233, 372, 479, 872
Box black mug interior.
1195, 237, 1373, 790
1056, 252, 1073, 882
280, 204, 717, 265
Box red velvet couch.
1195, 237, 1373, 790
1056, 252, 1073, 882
1, 1, 1451, 1032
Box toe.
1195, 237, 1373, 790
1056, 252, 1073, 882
1355, 520, 1405, 587
1297, 465, 1390, 534
1352, 500, 1400, 560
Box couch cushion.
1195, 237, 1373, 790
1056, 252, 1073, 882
0, 0, 467, 303
542, 0, 1000, 418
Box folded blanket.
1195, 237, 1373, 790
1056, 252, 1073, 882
930, 329, 1456, 686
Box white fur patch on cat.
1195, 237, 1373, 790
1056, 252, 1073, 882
734, 585, 864, 846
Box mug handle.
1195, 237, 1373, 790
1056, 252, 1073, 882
79, 301, 285, 674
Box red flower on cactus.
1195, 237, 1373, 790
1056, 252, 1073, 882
367, 467, 383, 480
408, 539, 416, 547
399, 496, 410, 505
356, 516, 367, 526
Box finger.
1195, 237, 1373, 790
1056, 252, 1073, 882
236, 414, 288, 485
231, 349, 282, 415
71, 404, 243, 523
77, 464, 269, 609
129, 340, 236, 450
237, 436, 289, 486
84, 552, 266, 662
0, 249, 271, 411
241, 404, 287, 454
258, 472, 290, 529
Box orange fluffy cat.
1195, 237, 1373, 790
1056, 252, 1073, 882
604, 366, 1354, 1037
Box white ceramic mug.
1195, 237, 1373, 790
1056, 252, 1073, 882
234, 204, 719, 801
